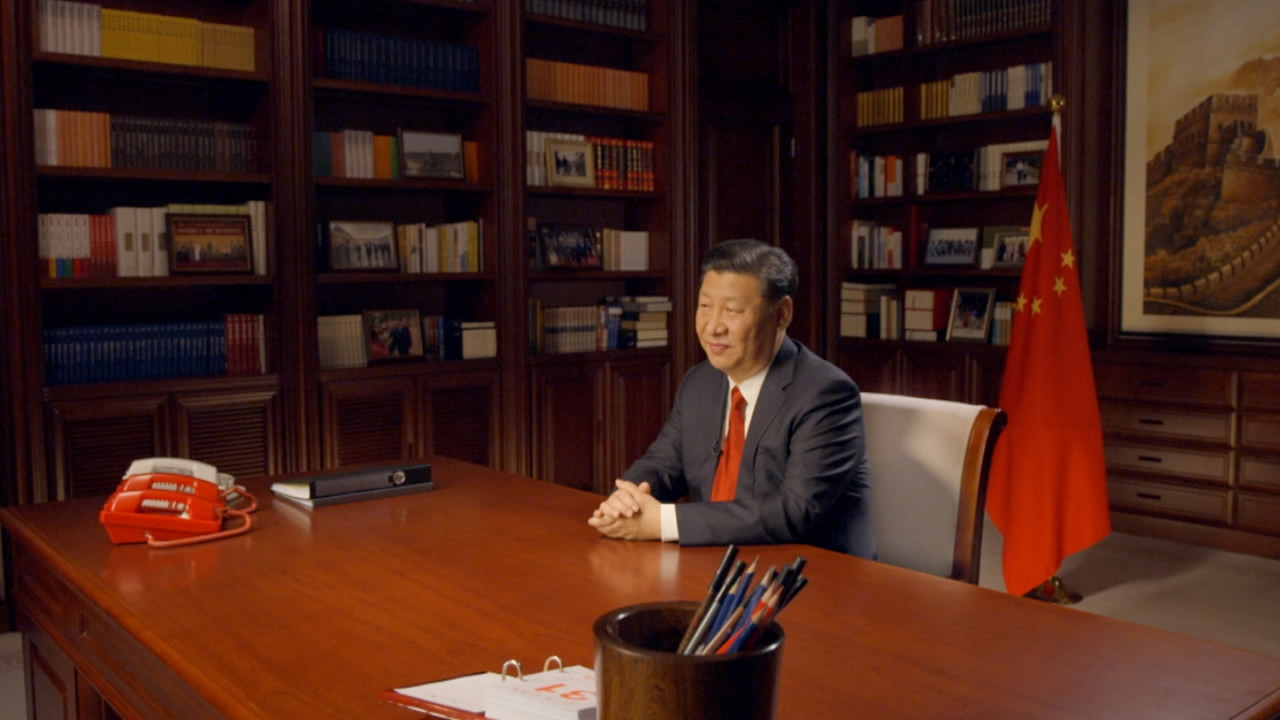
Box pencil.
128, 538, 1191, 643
682, 559, 745, 654
697, 603, 744, 655
677, 544, 738, 653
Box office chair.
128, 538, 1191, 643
860, 392, 1007, 584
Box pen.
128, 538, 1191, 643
682, 559, 744, 654
710, 556, 757, 639
677, 544, 738, 653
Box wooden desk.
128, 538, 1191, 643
3, 456, 1279, 720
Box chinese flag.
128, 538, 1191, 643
986, 125, 1111, 597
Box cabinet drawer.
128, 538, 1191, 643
1237, 492, 1280, 535
1241, 372, 1280, 411
1100, 402, 1233, 444
1094, 362, 1234, 407
1240, 455, 1280, 492
1109, 477, 1230, 523
1105, 442, 1233, 485
1240, 413, 1280, 452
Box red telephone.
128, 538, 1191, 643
100, 458, 257, 548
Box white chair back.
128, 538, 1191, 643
862, 392, 1005, 583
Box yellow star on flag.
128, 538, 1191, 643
1053, 276, 1067, 296
1060, 248, 1075, 269
1027, 200, 1046, 250
1031, 297, 1042, 315
1015, 294, 1028, 313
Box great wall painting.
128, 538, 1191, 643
1122, 0, 1280, 337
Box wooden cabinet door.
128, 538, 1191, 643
419, 369, 501, 468
174, 383, 281, 480
900, 347, 967, 401
836, 343, 899, 394
44, 395, 168, 500
605, 356, 672, 486
530, 363, 606, 492
19, 619, 76, 720
319, 377, 416, 468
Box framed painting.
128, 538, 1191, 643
1122, 0, 1280, 339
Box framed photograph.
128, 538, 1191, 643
398, 129, 465, 179
363, 309, 423, 362
946, 288, 996, 342
1122, 0, 1280, 339
924, 227, 979, 266
328, 220, 398, 271
167, 214, 253, 273
1000, 150, 1042, 188
992, 228, 1030, 268
545, 138, 595, 188
537, 224, 602, 269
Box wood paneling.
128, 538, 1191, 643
44, 395, 168, 500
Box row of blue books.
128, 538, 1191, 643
525, 0, 649, 32
321, 28, 479, 93
43, 320, 246, 386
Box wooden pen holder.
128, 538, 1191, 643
593, 600, 784, 720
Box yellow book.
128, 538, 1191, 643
100, 8, 125, 60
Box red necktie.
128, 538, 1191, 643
711, 388, 746, 501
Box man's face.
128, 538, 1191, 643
696, 270, 791, 383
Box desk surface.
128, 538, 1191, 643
3, 456, 1280, 720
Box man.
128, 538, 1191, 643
588, 239, 874, 557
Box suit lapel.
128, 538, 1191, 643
739, 337, 797, 491
691, 369, 729, 494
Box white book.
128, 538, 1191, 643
618, 230, 648, 271
135, 205, 154, 277
151, 207, 169, 276
73, 213, 90, 276
110, 206, 138, 277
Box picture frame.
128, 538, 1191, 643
924, 227, 979, 266
537, 224, 602, 269
398, 129, 465, 179
992, 228, 1030, 268
1121, 0, 1280, 339
946, 288, 996, 342
545, 138, 595, 188
167, 214, 253, 273
363, 309, 424, 362
1000, 150, 1042, 188
328, 220, 398, 271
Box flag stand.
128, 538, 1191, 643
1023, 576, 1083, 605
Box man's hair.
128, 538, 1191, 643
699, 239, 798, 305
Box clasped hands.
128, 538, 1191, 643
588, 479, 661, 540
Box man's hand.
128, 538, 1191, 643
588, 479, 660, 540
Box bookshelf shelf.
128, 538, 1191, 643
39, 275, 274, 290
41, 373, 281, 402
33, 53, 270, 82
313, 177, 490, 192
525, 15, 662, 42
316, 271, 493, 285
317, 357, 500, 384
35, 167, 272, 184
312, 78, 490, 105
527, 100, 666, 121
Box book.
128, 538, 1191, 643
382, 659, 596, 720
270, 463, 433, 508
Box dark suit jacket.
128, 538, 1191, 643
621, 337, 875, 557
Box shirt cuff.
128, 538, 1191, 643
660, 503, 679, 543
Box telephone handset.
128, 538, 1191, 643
100, 458, 257, 548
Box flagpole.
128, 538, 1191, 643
1022, 94, 1087, 607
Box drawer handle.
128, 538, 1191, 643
1137, 418, 1165, 426
1136, 492, 1163, 501
1136, 455, 1164, 464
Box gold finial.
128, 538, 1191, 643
1049, 95, 1066, 113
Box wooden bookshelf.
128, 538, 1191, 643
828, 0, 1059, 406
